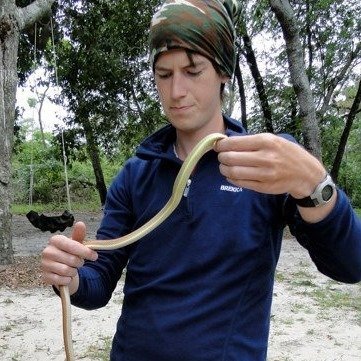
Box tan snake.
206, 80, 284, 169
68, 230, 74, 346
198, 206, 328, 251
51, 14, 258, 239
58, 132, 227, 360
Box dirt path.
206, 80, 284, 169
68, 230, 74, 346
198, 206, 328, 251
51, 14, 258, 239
1, 213, 360, 360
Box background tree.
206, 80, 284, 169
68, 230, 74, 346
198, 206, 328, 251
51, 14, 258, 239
38, 0, 359, 188
268, 0, 321, 158
330, 80, 361, 182
237, 11, 274, 133
7, 0, 360, 266
50, 0, 165, 204
1, 0, 55, 265
235, 1, 359, 153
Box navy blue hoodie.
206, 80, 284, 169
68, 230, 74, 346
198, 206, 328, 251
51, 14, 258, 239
70, 116, 361, 360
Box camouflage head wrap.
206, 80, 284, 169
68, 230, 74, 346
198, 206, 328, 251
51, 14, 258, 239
149, 0, 240, 77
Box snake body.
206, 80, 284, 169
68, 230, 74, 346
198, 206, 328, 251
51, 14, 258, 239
58, 132, 227, 360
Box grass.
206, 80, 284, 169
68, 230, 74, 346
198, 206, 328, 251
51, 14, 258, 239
2, 324, 13, 332
276, 268, 317, 289
11, 353, 21, 361
355, 208, 361, 217
2, 298, 14, 304
310, 283, 361, 313
277, 264, 361, 325
275, 270, 287, 283
11, 201, 102, 215
278, 268, 361, 311
83, 336, 112, 360
275, 256, 361, 325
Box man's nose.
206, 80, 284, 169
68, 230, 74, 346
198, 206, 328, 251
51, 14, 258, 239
170, 73, 187, 99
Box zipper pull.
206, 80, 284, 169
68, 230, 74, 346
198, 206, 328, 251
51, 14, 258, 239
183, 179, 192, 197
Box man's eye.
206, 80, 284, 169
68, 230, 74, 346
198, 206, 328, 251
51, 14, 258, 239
187, 70, 202, 77
157, 73, 171, 79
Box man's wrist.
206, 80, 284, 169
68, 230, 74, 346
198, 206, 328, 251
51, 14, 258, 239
290, 173, 336, 208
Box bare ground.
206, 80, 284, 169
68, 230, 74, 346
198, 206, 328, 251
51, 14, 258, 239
1, 212, 360, 360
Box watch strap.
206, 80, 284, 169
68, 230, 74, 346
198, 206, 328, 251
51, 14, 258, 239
289, 173, 335, 208
290, 195, 317, 207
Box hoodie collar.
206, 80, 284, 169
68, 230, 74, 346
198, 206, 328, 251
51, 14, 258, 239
136, 114, 246, 161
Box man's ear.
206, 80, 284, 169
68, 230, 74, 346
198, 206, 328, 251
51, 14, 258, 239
221, 75, 230, 84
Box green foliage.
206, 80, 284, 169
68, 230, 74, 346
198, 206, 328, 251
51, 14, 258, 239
13, 0, 360, 209
237, 0, 360, 139
11, 126, 125, 208
12, 130, 64, 203
52, 0, 164, 149
321, 85, 361, 207
83, 336, 112, 360
11, 199, 102, 214
16, 0, 59, 85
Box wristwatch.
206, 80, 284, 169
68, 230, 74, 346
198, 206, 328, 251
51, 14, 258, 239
290, 173, 336, 207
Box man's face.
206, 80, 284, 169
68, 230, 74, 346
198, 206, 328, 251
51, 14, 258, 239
154, 49, 228, 136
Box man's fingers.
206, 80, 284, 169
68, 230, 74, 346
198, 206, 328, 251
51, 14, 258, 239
47, 234, 98, 262
41, 221, 97, 290
41, 256, 79, 279
214, 134, 273, 152
42, 244, 85, 268
219, 163, 276, 182
70, 221, 98, 261
71, 221, 87, 243
42, 271, 73, 287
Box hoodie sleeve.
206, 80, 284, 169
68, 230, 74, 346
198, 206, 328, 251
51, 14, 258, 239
285, 189, 361, 283
69, 162, 136, 310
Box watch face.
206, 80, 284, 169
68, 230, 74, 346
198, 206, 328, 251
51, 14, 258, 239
322, 184, 333, 201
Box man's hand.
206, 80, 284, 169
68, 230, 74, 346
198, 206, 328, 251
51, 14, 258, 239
214, 133, 326, 197
41, 222, 98, 295
214, 133, 337, 222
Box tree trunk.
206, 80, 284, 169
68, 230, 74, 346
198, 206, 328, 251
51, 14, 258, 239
0, 0, 54, 265
82, 120, 107, 206
318, 43, 361, 118
331, 80, 361, 183
0, 3, 18, 264
269, 0, 321, 159
242, 30, 274, 133
305, 0, 313, 80
37, 84, 49, 148
234, 52, 247, 131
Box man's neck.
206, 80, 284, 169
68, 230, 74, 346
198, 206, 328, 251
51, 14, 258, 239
174, 121, 226, 160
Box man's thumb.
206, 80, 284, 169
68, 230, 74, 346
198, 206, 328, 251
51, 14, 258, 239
71, 221, 86, 243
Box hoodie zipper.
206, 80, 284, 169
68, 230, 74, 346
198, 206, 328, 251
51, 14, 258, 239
183, 178, 192, 197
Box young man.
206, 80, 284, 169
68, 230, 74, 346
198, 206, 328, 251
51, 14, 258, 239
41, 1, 361, 360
